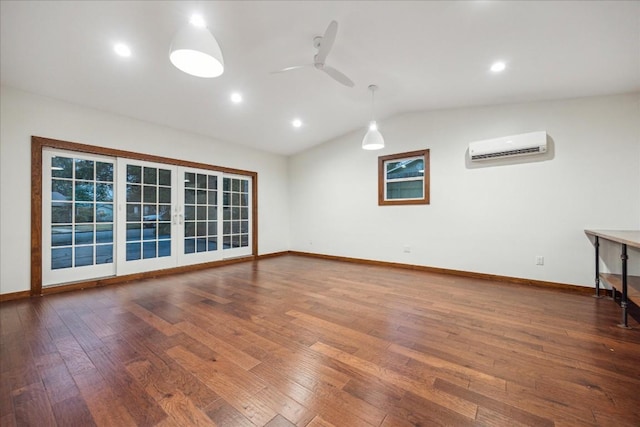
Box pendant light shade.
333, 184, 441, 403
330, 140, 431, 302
169, 24, 224, 78
362, 121, 385, 150
362, 85, 385, 150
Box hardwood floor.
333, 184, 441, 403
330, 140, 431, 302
1, 255, 639, 426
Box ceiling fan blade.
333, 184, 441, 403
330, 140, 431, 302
323, 66, 355, 87
270, 64, 311, 74
315, 20, 337, 65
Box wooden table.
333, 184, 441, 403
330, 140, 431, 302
585, 229, 640, 328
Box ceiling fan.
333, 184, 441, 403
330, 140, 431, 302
272, 20, 355, 88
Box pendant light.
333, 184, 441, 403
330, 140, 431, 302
169, 15, 224, 78
362, 84, 385, 150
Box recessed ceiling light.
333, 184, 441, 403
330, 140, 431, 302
292, 119, 302, 128
114, 43, 131, 57
189, 14, 207, 28
490, 61, 506, 72
230, 92, 243, 103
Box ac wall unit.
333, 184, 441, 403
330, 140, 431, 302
469, 131, 547, 161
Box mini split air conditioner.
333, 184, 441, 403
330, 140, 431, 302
469, 131, 547, 161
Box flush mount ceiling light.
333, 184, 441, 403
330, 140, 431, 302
113, 43, 131, 57
230, 92, 243, 103
169, 14, 224, 78
362, 84, 385, 150
490, 61, 506, 72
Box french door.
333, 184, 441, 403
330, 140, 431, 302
42, 149, 252, 287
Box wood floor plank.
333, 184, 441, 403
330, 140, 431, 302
1, 254, 638, 426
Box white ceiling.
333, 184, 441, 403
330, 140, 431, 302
1, 1, 639, 155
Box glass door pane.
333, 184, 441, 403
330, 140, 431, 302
177, 167, 222, 265
221, 174, 252, 258
117, 159, 177, 275
42, 149, 116, 286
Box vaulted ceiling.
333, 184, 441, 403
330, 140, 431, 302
1, 1, 638, 155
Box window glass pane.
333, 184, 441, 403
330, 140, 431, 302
241, 208, 248, 220
208, 221, 217, 236
127, 223, 141, 242
127, 165, 142, 183
52, 247, 72, 269
232, 179, 240, 192
184, 172, 195, 188
75, 246, 93, 267
197, 222, 206, 236
197, 174, 207, 189
185, 189, 195, 204
197, 206, 206, 220
232, 193, 240, 206
127, 204, 141, 221
386, 158, 424, 180
158, 223, 171, 239
158, 205, 171, 221
158, 169, 171, 186
232, 221, 240, 233
241, 221, 249, 233
158, 187, 171, 203
127, 184, 141, 202
185, 222, 195, 237
185, 206, 195, 221
143, 241, 156, 259
386, 180, 423, 200
96, 224, 113, 243
208, 206, 217, 221
185, 238, 195, 254
52, 226, 72, 246
208, 191, 217, 205
96, 162, 114, 182
127, 242, 141, 261
197, 190, 206, 204
223, 178, 230, 191
143, 225, 157, 241
207, 237, 217, 251
52, 202, 72, 223
52, 157, 73, 179
143, 205, 156, 219
96, 183, 113, 202
232, 236, 240, 248
144, 167, 157, 184
158, 240, 171, 258
75, 159, 94, 180
75, 203, 94, 223
196, 238, 207, 252
223, 221, 230, 234
96, 244, 113, 264
223, 207, 230, 220
208, 175, 217, 190
96, 204, 113, 222
75, 224, 94, 245
52, 180, 72, 200
75, 181, 94, 201
223, 235, 231, 248
143, 185, 157, 203
241, 180, 248, 192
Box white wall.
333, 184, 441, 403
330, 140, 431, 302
0, 85, 290, 295
289, 93, 640, 287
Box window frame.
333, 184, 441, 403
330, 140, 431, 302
378, 149, 430, 206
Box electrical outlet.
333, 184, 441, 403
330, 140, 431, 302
536, 256, 544, 266
403, 245, 411, 253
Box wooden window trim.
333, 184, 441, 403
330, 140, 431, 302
378, 149, 430, 206
31, 135, 258, 295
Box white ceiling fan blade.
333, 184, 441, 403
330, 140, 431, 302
323, 66, 355, 87
270, 64, 312, 74
315, 20, 337, 65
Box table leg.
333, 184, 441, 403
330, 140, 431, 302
618, 244, 631, 329
593, 236, 603, 298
